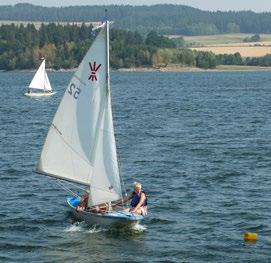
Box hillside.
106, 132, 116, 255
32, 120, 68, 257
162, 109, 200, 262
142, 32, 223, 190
1, 3, 271, 35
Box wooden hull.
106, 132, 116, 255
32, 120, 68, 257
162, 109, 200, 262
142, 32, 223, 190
24, 91, 56, 97
67, 196, 144, 227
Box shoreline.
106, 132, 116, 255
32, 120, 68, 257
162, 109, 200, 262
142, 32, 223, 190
116, 64, 271, 72
4, 64, 271, 73
116, 65, 203, 72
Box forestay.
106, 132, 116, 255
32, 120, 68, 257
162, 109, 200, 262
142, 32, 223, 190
36, 22, 122, 206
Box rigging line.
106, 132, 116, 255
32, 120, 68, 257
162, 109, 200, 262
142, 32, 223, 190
56, 179, 81, 197
59, 179, 87, 192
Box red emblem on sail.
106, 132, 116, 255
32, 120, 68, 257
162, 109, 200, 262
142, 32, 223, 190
88, 61, 101, 81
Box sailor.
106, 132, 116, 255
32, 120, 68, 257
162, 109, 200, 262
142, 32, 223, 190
76, 191, 89, 211
76, 192, 104, 213
123, 182, 148, 215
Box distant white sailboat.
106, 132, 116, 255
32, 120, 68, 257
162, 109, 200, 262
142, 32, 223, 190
35, 21, 145, 226
25, 59, 55, 97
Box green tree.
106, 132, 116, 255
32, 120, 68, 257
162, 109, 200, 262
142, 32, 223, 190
146, 31, 176, 48
196, 51, 216, 69
175, 49, 196, 66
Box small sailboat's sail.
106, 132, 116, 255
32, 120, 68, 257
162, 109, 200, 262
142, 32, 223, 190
36, 22, 122, 206
44, 70, 52, 91
29, 60, 52, 91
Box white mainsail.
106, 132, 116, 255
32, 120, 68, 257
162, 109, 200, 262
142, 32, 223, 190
36, 22, 122, 206
29, 60, 52, 91
44, 70, 52, 91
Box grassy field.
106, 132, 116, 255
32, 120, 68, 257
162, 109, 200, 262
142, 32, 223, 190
191, 45, 271, 57
180, 33, 271, 46
171, 33, 271, 57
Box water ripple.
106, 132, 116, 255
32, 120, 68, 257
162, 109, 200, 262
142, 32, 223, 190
1, 71, 271, 262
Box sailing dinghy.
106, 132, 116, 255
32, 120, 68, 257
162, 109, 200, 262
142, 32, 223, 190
35, 21, 145, 226
25, 59, 55, 97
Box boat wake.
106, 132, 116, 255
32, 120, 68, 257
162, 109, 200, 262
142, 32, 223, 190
131, 222, 147, 232
64, 223, 83, 232
65, 222, 106, 234
86, 224, 106, 234
64, 220, 147, 239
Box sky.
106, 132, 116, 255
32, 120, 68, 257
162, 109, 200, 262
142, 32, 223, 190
0, 0, 271, 12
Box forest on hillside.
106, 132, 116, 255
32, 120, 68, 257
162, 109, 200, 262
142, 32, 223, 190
0, 23, 205, 70
1, 4, 271, 35
0, 23, 178, 70
1, 23, 271, 71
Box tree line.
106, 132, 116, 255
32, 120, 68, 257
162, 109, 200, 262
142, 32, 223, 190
0, 23, 271, 71
2, 4, 271, 35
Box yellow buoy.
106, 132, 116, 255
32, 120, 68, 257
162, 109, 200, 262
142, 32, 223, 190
244, 232, 258, 242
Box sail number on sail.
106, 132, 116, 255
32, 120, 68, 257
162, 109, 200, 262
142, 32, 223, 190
68, 83, 81, 99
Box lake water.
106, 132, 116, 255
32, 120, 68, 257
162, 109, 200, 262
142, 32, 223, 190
1, 70, 271, 262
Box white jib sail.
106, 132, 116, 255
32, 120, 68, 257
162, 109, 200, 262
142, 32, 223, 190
29, 60, 47, 91
36, 22, 122, 205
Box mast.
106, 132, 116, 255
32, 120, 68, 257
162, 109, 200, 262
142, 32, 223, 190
105, 19, 127, 199
106, 13, 110, 94
88, 21, 109, 167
